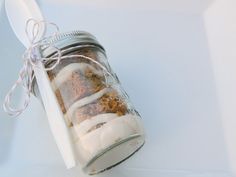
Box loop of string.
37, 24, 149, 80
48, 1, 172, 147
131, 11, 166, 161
3, 19, 113, 117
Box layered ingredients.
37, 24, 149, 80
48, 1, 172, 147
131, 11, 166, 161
47, 47, 144, 171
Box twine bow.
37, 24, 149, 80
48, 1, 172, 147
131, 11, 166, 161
3, 19, 112, 117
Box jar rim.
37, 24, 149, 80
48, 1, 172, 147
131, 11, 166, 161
40, 30, 104, 57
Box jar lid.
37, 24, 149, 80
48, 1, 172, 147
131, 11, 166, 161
40, 30, 104, 57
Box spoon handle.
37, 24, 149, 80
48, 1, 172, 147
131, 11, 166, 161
33, 61, 76, 168
5, 0, 76, 168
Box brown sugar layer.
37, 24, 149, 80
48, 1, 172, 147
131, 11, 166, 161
52, 63, 106, 113
70, 89, 128, 125
47, 47, 104, 81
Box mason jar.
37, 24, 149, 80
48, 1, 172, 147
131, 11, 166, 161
33, 31, 145, 174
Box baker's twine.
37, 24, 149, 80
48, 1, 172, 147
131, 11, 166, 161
3, 19, 112, 117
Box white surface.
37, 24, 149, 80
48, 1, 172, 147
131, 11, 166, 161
0, 0, 236, 176
204, 0, 236, 174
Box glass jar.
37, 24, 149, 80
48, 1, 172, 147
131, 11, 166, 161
33, 31, 145, 174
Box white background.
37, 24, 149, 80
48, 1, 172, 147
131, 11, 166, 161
0, 0, 236, 176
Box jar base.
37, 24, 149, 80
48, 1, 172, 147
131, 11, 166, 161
83, 134, 145, 175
